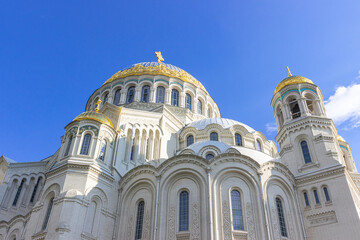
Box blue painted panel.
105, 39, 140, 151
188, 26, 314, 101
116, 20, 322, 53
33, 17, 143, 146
340, 145, 349, 151
281, 89, 299, 98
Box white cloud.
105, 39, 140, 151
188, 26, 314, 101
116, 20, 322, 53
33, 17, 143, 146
324, 82, 360, 129
266, 122, 278, 134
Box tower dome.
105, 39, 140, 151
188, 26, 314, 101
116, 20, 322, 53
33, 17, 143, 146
274, 75, 314, 94
72, 111, 114, 128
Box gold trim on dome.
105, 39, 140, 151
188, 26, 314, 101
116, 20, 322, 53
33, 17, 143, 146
337, 134, 346, 142
274, 75, 314, 94
103, 63, 208, 93
73, 112, 114, 128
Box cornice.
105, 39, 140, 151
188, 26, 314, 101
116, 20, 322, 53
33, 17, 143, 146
295, 164, 345, 185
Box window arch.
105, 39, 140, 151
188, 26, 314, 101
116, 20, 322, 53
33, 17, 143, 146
12, 179, 25, 206
171, 89, 179, 106
256, 139, 262, 151
186, 135, 194, 147
185, 93, 192, 110
126, 86, 135, 103
301, 141, 312, 164
231, 190, 244, 230
135, 201, 145, 239
197, 99, 203, 114
113, 89, 121, 106
141, 85, 150, 102
98, 139, 107, 161
235, 133, 242, 146
323, 186, 331, 202
303, 191, 310, 207
313, 189, 320, 204
210, 132, 218, 141
288, 97, 301, 119
156, 86, 165, 104
179, 191, 189, 231
30, 177, 41, 203
275, 197, 287, 237
64, 135, 73, 156
80, 134, 92, 155
206, 153, 214, 160
42, 197, 54, 230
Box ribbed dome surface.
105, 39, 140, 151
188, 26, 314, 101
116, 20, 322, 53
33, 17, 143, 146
187, 118, 255, 133
274, 75, 314, 94
73, 111, 114, 128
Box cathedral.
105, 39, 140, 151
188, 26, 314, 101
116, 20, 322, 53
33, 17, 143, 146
1, 52, 360, 240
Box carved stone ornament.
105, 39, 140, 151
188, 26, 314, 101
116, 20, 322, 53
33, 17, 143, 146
246, 202, 256, 240
222, 201, 232, 240
168, 206, 176, 240
192, 203, 200, 240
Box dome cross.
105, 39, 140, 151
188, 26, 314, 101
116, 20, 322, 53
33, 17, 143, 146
155, 51, 164, 63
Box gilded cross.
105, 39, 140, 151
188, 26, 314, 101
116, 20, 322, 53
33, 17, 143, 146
95, 99, 102, 112
286, 66, 292, 77
155, 51, 164, 63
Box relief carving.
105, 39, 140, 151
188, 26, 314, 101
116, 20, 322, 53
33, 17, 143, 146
192, 203, 200, 240
222, 201, 232, 240
127, 215, 133, 240
168, 206, 176, 240
246, 202, 256, 240
306, 210, 337, 227
271, 207, 281, 240
142, 210, 151, 240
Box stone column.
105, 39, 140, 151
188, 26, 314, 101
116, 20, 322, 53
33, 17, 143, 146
120, 89, 127, 104
135, 87, 141, 102
194, 98, 198, 114
298, 97, 308, 116
150, 87, 155, 103
165, 89, 171, 105
283, 103, 291, 122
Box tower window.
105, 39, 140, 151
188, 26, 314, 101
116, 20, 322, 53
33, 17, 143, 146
80, 134, 92, 155
186, 135, 194, 147
323, 187, 331, 202
210, 132, 218, 141
113, 89, 121, 106
256, 139, 262, 151
303, 192, 310, 206
231, 190, 244, 230
30, 178, 41, 203
64, 135, 73, 157
301, 141, 312, 164
141, 85, 150, 102
171, 89, 179, 106
179, 191, 189, 231
313, 189, 320, 204
156, 86, 165, 104
235, 133, 242, 146
197, 99, 203, 114
276, 197, 288, 238
126, 86, 135, 103
13, 179, 25, 206
289, 98, 301, 119
135, 201, 145, 239
98, 139, 107, 161
185, 93, 192, 110
42, 197, 54, 230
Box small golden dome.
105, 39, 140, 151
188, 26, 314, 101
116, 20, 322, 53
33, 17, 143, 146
337, 134, 346, 142
73, 111, 114, 128
274, 75, 314, 94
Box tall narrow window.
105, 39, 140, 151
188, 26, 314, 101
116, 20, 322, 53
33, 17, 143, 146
256, 140, 262, 151
208, 107, 212, 118
323, 187, 331, 202
186, 135, 194, 147
185, 93, 192, 110
289, 98, 301, 119
313, 189, 320, 204
275, 197, 287, 237
303, 192, 310, 206
64, 135, 73, 156
80, 134, 92, 155
210, 132, 218, 141
301, 141, 312, 164
130, 139, 135, 161
179, 191, 189, 231
12, 179, 25, 206
30, 178, 41, 203
135, 201, 145, 239
98, 139, 107, 161
171, 89, 179, 106
231, 190, 244, 230
113, 89, 121, 106
141, 85, 150, 102
306, 98, 315, 115
126, 86, 135, 103
235, 134, 242, 146
156, 86, 165, 103
42, 197, 54, 230
197, 100, 203, 114
103, 93, 108, 103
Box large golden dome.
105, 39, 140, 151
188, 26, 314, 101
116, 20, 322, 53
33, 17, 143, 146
274, 75, 314, 94
73, 111, 114, 128
103, 62, 207, 93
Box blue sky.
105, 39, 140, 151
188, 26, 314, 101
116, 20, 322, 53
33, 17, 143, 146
1, 1, 360, 168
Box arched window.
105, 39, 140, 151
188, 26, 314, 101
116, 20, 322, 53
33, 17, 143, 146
30, 178, 41, 203
80, 134, 92, 155
313, 189, 320, 204
103, 93, 108, 103
84, 200, 97, 234
135, 201, 145, 239
126, 86, 135, 103
210, 132, 218, 141
130, 138, 135, 161
179, 191, 189, 231
186, 135, 194, 147
289, 98, 301, 119
207, 107, 212, 118
323, 187, 331, 202
303, 192, 310, 206
197, 99, 203, 114
301, 141, 312, 164
156, 86, 165, 103
206, 153, 214, 160
275, 197, 287, 237
171, 89, 179, 106
185, 93, 192, 110
42, 197, 54, 230
141, 85, 150, 102
12, 179, 25, 206
231, 190, 244, 230
113, 89, 121, 106
64, 135, 73, 156
256, 140, 262, 151
235, 133, 242, 146
98, 139, 107, 161
306, 98, 315, 115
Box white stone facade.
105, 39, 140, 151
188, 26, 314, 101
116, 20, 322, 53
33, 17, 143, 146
1, 61, 360, 240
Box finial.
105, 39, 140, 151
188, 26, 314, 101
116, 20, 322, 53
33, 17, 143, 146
155, 51, 164, 63
95, 99, 102, 112
286, 66, 292, 77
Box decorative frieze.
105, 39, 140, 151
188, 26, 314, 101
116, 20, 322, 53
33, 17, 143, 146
306, 210, 337, 227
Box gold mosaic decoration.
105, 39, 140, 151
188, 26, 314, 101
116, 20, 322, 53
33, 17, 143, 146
103, 63, 208, 93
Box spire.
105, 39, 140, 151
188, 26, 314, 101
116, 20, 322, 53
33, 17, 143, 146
95, 99, 102, 112
286, 66, 292, 77
155, 51, 164, 63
